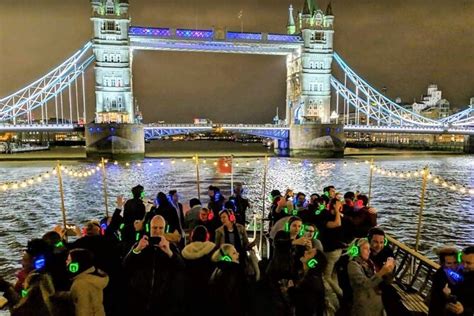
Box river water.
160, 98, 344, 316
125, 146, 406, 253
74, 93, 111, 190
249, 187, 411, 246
0, 149, 473, 278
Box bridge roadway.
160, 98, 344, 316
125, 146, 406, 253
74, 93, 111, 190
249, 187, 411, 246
0, 124, 473, 137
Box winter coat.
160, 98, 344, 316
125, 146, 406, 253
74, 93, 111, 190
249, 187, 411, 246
123, 198, 145, 225
209, 261, 247, 316
451, 270, 474, 316
181, 241, 216, 316
214, 224, 249, 250
347, 258, 384, 316
70, 267, 109, 316
184, 205, 203, 229
122, 242, 185, 316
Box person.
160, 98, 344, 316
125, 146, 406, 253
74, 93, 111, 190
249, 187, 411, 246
168, 190, 185, 237
347, 238, 395, 316
184, 198, 202, 229
348, 195, 377, 238
303, 223, 324, 252
318, 198, 345, 293
66, 248, 109, 316
229, 182, 250, 225
0, 272, 60, 316
207, 185, 225, 219
293, 192, 307, 213
209, 244, 247, 316
41, 231, 70, 292
429, 247, 460, 316
122, 215, 185, 316
269, 189, 291, 227
322, 186, 336, 202
368, 227, 407, 316
147, 192, 182, 245
446, 246, 474, 316
181, 225, 216, 316
287, 248, 327, 316
123, 185, 146, 226
214, 209, 257, 280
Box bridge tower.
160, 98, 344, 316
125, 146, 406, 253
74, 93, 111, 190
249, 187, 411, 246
86, 0, 144, 158
285, 1, 345, 157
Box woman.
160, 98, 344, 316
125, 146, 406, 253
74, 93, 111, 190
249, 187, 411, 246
66, 248, 109, 316
347, 238, 395, 316
215, 209, 258, 279
0, 272, 60, 316
209, 244, 247, 316
287, 248, 327, 316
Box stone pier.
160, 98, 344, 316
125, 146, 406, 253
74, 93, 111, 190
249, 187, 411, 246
289, 123, 345, 157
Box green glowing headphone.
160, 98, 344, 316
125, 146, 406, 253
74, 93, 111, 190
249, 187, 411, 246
457, 251, 463, 264
307, 258, 318, 269
219, 248, 232, 262
68, 262, 80, 273
285, 221, 290, 232
315, 204, 325, 215
348, 238, 369, 258
21, 289, 29, 298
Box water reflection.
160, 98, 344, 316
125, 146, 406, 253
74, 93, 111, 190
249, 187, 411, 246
0, 156, 473, 277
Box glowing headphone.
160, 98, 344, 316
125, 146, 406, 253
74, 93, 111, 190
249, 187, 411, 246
214, 191, 221, 202
315, 204, 325, 215
219, 248, 232, 262
140, 191, 146, 199
348, 238, 369, 258
367, 232, 389, 247
68, 261, 80, 274
34, 255, 46, 270
284, 222, 290, 232
55, 241, 64, 248
457, 251, 463, 264
207, 211, 215, 221
228, 211, 236, 222
21, 289, 29, 298
307, 258, 319, 269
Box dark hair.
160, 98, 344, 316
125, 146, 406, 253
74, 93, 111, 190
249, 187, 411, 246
310, 193, 320, 199
358, 195, 369, 206
287, 216, 302, 228
224, 200, 236, 211
191, 225, 209, 242
131, 185, 144, 198
368, 227, 385, 240
69, 248, 94, 274
344, 191, 355, 200
323, 186, 335, 193
189, 198, 201, 208
270, 189, 281, 199
438, 248, 458, 265
463, 246, 474, 255
156, 192, 169, 206
27, 239, 49, 257
208, 185, 220, 192
296, 192, 306, 199
168, 190, 177, 197
42, 231, 62, 247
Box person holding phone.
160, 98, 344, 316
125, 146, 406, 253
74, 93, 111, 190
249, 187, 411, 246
347, 238, 395, 316
123, 215, 184, 316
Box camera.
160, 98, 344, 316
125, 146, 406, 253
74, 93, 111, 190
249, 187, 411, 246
148, 236, 161, 246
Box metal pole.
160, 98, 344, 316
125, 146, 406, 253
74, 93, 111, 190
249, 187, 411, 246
415, 166, 429, 252
81, 72, 87, 123
68, 79, 73, 124
56, 162, 67, 232
101, 157, 109, 217
367, 158, 374, 205
195, 154, 201, 199
259, 155, 269, 254
230, 155, 234, 194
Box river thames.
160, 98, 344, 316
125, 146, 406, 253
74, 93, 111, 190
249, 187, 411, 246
0, 144, 473, 277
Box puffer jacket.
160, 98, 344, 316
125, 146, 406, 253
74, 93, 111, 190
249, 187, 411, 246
70, 267, 109, 316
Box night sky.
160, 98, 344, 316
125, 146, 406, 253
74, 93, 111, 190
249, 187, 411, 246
1, 0, 473, 124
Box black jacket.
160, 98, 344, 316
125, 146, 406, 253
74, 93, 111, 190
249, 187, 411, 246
123, 243, 185, 316
123, 198, 145, 225
209, 261, 247, 316
288, 268, 326, 316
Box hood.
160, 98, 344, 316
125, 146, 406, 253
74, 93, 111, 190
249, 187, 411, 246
182, 241, 216, 260
74, 267, 109, 290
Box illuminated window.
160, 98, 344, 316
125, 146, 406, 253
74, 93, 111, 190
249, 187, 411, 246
106, 6, 114, 14
106, 21, 115, 30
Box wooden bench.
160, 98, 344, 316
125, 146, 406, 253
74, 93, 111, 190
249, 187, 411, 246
387, 235, 440, 316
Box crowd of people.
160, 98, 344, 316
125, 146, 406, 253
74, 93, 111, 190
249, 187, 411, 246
0, 182, 472, 316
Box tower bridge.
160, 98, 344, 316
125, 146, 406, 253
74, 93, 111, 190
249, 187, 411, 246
1, 0, 473, 157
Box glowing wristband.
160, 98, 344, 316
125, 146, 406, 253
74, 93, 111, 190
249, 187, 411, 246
132, 248, 142, 255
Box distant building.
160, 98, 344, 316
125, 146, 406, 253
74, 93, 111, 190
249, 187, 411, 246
411, 84, 450, 119
470, 97, 474, 106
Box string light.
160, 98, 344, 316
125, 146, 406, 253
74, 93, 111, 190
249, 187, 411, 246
114, 161, 118, 165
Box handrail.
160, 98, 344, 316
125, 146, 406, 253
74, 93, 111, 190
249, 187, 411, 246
386, 234, 440, 270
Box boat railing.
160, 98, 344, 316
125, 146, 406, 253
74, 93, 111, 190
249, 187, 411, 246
386, 234, 439, 314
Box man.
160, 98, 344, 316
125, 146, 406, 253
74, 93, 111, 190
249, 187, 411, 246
349, 194, 377, 238
322, 185, 336, 201
446, 246, 474, 316
168, 190, 185, 236
229, 182, 250, 225
368, 227, 408, 316
207, 185, 225, 231
123, 215, 185, 316
429, 247, 460, 316
293, 192, 307, 213
184, 198, 202, 230
123, 185, 146, 225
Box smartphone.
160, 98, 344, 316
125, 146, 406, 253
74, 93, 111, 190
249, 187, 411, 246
148, 236, 161, 245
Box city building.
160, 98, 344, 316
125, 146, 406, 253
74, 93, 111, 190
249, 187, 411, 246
411, 84, 450, 119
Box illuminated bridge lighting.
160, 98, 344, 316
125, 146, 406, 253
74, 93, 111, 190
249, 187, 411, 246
267, 34, 302, 42
227, 32, 262, 41
176, 29, 214, 39
129, 26, 171, 37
